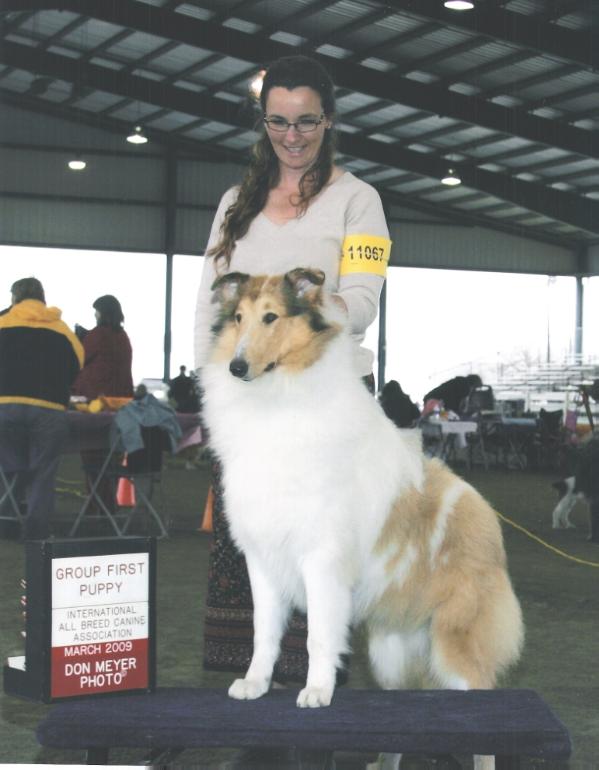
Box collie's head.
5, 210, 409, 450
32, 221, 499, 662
209, 268, 341, 381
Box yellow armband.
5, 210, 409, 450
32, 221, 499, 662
340, 234, 391, 277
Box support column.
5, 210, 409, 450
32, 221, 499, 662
377, 279, 387, 393
575, 275, 583, 359
163, 149, 177, 383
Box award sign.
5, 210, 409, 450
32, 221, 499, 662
50, 552, 150, 697
3, 537, 156, 703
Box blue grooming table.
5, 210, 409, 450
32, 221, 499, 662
36, 686, 571, 767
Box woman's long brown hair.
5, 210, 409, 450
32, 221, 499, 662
208, 55, 337, 268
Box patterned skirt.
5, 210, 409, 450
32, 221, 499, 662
202, 453, 311, 683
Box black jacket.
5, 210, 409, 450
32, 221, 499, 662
0, 300, 84, 410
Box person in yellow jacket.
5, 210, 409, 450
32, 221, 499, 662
0, 277, 83, 540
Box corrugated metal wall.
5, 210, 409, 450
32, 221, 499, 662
176, 159, 243, 255
587, 244, 599, 274
0, 105, 245, 255
386, 215, 577, 275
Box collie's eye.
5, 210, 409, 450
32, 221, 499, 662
263, 312, 278, 325
235, 312, 242, 323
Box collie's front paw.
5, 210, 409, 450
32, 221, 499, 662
296, 685, 333, 708
228, 678, 269, 700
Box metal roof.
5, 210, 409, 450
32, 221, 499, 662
1, 0, 598, 252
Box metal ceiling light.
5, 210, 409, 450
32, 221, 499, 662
441, 168, 461, 186
249, 69, 266, 102
444, 1, 475, 9
127, 125, 148, 145
67, 157, 86, 171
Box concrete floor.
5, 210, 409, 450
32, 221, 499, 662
1, 451, 598, 768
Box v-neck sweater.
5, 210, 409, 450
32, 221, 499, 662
194, 171, 390, 376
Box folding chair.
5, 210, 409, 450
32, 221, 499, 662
419, 420, 444, 458
465, 415, 494, 470
69, 426, 170, 538
461, 384, 496, 416
118, 426, 170, 538
500, 421, 530, 469
68, 433, 126, 537
533, 408, 564, 472
0, 464, 27, 536
462, 386, 500, 470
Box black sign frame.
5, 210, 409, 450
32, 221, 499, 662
3, 536, 156, 703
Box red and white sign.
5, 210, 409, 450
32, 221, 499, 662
50, 552, 150, 698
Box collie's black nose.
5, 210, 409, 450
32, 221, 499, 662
229, 358, 249, 379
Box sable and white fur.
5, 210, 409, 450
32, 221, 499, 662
201, 268, 524, 767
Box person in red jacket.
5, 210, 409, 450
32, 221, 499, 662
72, 295, 134, 514
72, 295, 134, 400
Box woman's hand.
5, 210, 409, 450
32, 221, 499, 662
331, 294, 348, 314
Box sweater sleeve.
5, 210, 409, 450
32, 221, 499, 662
337, 182, 391, 336
194, 187, 238, 370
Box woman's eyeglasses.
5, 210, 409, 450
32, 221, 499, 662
263, 114, 325, 133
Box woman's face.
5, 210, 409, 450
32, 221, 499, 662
264, 86, 331, 175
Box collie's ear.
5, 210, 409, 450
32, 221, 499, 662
211, 272, 250, 303
284, 268, 325, 301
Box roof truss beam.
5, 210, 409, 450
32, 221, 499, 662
2, 38, 598, 237
3, 0, 597, 161
380, 0, 598, 70
340, 133, 599, 236
0, 87, 582, 250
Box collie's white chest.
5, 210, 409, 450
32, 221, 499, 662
202, 358, 424, 614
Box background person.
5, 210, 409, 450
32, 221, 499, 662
379, 379, 421, 428
194, 54, 391, 686
168, 365, 200, 414
0, 277, 83, 540
72, 294, 133, 401
423, 373, 483, 415
72, 295, 134, 514
168, 365, 201, 469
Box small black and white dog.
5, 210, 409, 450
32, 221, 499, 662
552, 435, 599, 542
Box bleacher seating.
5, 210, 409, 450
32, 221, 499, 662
491, 357, 599, 427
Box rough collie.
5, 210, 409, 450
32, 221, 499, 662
201, 268, 524, 765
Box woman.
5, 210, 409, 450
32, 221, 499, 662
194, 55, 391, 683
72, 295, 134, 513
72, 295, 133, 400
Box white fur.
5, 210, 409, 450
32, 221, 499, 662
552, 477, 580, 529
203, 328, 424, 707
368, 626, 430, 690
202, 286, 520, 770
429, 479, 467, 567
